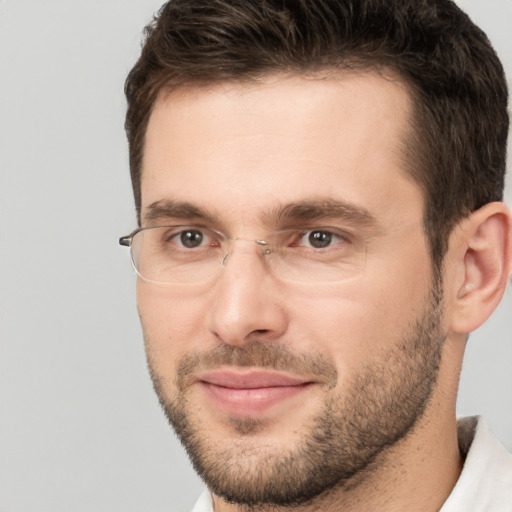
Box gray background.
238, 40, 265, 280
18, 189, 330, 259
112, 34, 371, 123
0, 1, 510, 511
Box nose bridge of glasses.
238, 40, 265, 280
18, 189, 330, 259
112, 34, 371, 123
220, 237, 272, 267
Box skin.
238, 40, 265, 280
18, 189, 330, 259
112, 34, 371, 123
136, 73, 512, 511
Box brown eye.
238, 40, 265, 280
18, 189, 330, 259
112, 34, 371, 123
308, 230, 333, 249
179, 230, 204, 248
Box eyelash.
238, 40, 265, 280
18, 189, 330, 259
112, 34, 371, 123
293, 229, 350, 249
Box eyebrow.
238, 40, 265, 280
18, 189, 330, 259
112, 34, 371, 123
143, 199, 215, 225
142, 198, 377, 229
267, 199, 377, 228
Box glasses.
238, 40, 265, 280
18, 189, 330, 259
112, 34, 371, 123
119, 224, 369, 285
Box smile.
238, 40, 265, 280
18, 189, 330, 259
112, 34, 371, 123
198, 369, 315, 416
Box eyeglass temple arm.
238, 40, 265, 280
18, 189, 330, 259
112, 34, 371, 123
119, 236, 132, 247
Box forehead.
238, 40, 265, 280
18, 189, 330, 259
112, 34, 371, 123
141, 72, 423, 229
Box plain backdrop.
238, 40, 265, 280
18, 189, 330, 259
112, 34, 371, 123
0, 1, 510, 511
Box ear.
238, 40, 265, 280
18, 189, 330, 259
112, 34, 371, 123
449, 202, 512, 334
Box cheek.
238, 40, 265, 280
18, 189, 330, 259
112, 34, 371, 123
288, 259, 432, 373
137, 282, 209, 369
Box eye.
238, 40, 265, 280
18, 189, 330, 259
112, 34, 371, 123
306, 230, 333, 249
166, 227, 220, 250
295, 229, 349, 249
178, 229, 205, 248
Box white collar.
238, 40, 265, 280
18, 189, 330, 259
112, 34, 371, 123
440, 416, 512, 511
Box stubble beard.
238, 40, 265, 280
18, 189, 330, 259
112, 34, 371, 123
145, 284, 445, 509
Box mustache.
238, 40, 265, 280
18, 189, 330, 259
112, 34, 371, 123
175, 342, 338, 390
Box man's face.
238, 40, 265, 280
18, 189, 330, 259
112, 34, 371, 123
138, 73, 446, 506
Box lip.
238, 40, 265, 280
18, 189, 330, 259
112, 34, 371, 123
197, 369, 315, 416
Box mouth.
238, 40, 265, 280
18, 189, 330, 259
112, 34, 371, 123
197, 368, 315, 416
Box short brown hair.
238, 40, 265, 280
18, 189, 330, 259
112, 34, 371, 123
125, 0, 508, 269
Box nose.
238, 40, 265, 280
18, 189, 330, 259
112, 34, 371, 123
205, 243, 288, 347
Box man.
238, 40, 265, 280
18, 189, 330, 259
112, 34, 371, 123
120, 0, 512, 510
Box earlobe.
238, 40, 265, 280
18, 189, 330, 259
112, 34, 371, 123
450, 202, 512, 334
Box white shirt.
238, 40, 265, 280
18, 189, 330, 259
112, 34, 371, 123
191, 416, 512, 512
440, 416, 512, 511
